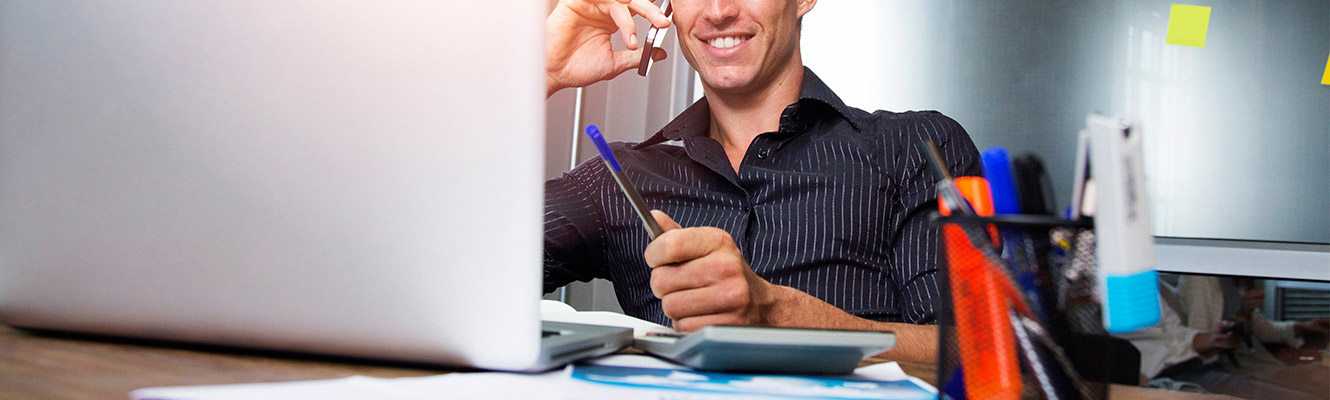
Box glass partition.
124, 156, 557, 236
801, 0, 1329, 244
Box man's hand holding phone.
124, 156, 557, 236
546, 0, 670, 97
1195, 321, 1242, 353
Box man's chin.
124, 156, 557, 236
699, 68, 761, 94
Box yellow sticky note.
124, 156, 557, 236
1166, 4, 1211, 48
1322, 53, 1330, 85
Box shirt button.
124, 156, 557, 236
756, 149, 770, 159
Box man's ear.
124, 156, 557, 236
796, 0, 816, 19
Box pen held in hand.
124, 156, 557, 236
584, 125, 666, 240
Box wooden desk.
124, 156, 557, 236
0, 325, 441, 399
1, 325, 1230, 399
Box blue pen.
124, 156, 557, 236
584, 125, 665, 240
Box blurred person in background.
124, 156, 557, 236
1175, 275, 1328, 399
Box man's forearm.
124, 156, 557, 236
765, 285, 938, 364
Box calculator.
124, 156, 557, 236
633, 325, 896, 375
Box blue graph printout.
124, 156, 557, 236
569, 364, 935, 400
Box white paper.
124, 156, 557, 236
539, 299, 577, 314
540, 310, 674, 337
132, 376, 394, 400
378, 371, 565, 399
850, 361, 911, 381
131, 355, 934, 400
586, 354, 686, 369
131, 372, 565, 400
851, 361, 938, 393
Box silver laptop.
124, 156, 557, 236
0, 0, 627, 371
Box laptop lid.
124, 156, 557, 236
0, 1, 546, 370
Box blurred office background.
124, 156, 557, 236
545, 0, 1330, 311
799, 0, 1328, 245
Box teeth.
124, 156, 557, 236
707, 36, 747, 49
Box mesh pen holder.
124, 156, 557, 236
934, 214, 1124, 400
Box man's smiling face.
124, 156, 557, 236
672, 0, 815, 96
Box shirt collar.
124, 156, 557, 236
634, 67, 860, 149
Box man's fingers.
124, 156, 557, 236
612, 48, 644, 76
651, 210, 682, 231
626, 0, 672, 28
643, 227, 733, 268
612, 48, 666, 77
648, 255, 735, 297
649, 264, 695, 298
605, 4, 639, 49
673, 314, 744, 333
659, 284, 748, 321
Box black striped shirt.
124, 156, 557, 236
543, 68, 981, 327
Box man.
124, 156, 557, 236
1173, 276, 1328, 398
1118, 284, 1323, 400
542, 0, 980, 363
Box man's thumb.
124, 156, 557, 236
650, 210, 682, 231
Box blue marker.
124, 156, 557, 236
982, 147, 1049, 322
981, 148, 1020, 215
584, 125, 665, 240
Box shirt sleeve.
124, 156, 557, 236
1115, 293, 1204, 379
1249, 309, 1303, 348
542, 159, 612, 294
1176, 275, 1223, 332
887, 112, 982, 324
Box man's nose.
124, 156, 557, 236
699, 0, 739, 25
